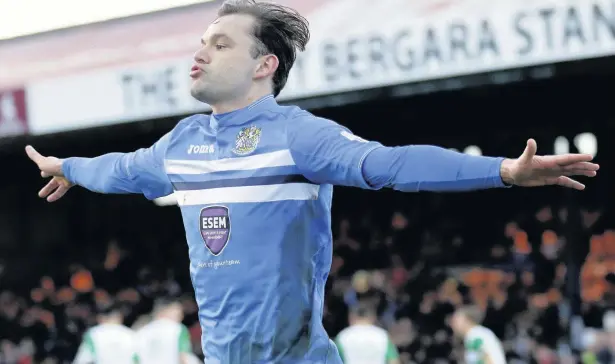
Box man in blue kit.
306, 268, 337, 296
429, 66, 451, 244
26, 1, 599, 362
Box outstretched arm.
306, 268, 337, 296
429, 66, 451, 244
362, 138, 597, 191
287, 115, 598, 191
26, 132, 173, 202
361, 144, 505, 192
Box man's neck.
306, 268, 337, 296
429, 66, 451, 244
155, 313, 175, 322
101, 318, 122, 325
210, 90, 272, 115
351, 319, 374, 326
463, 324, 478, 337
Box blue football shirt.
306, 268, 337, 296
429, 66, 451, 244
63, 94, 505, 363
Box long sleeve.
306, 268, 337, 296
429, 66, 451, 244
287, 115, 383, 189
287, 114, 507, 191
62, 131, 173, 200
362, 145, 507, 192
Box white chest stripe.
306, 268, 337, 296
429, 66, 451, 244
165, 149, 294, 175
175, 183, 320, 205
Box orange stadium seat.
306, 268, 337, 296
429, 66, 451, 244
514, 231, 531, 254
604, 230, 615, 256
589, 234, 606, 258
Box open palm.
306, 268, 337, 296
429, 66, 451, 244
504, 139, 599, 190
26, 145, 74, 202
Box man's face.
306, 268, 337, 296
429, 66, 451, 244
449, 312, 465, 336
190, 14, 262, 104
170, 303, 185, 322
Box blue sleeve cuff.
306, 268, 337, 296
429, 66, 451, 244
493, 158, 513, 188
62, 158, 77, 184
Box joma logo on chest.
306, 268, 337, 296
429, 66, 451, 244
187, 144, 215, 154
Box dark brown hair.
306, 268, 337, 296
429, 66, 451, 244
218, 0, 310, 96
456, 305, 485, 324
350, 301, 377, 318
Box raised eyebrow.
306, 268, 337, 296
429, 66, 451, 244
201, 33, 233, 45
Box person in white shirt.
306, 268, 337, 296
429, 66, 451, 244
73, 304, 138, 364
136, 297, 193, 364
334, 302, 400, 364
449, 305, 507, 364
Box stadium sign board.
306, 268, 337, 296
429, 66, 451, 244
280, 0, 615, 99
18, 0, 615, 135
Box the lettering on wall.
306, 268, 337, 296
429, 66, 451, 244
515, 4, 615, 56
121, 67, 178, 112
286, 1, 615, 92
118, 63, 206, 117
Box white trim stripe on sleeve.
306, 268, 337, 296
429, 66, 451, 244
164, 149, 294, 175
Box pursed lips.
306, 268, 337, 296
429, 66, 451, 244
190, 65, 204, 78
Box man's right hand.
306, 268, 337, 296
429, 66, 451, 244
26, 145, 74, 202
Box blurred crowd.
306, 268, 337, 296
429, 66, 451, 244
0, 240, 202, 364
0, 199, 614, 363
322, 203, 615, 363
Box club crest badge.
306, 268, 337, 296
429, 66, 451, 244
232, 125, 261, 156
200, 206, 231, 256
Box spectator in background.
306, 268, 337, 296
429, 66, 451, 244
449, 305, 507, 364
72, 304, 137, 364
389, 317, 419, 362
0, 340, 20, 364
334, 302, 400, 364
135, 297, 192, 364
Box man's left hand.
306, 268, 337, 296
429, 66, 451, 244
500, 139, 599, 190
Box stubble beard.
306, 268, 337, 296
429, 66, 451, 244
191, 76, 239, 106
190, 79, 215, 104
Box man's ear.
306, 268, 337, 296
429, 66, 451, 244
254, 54, 279, 80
